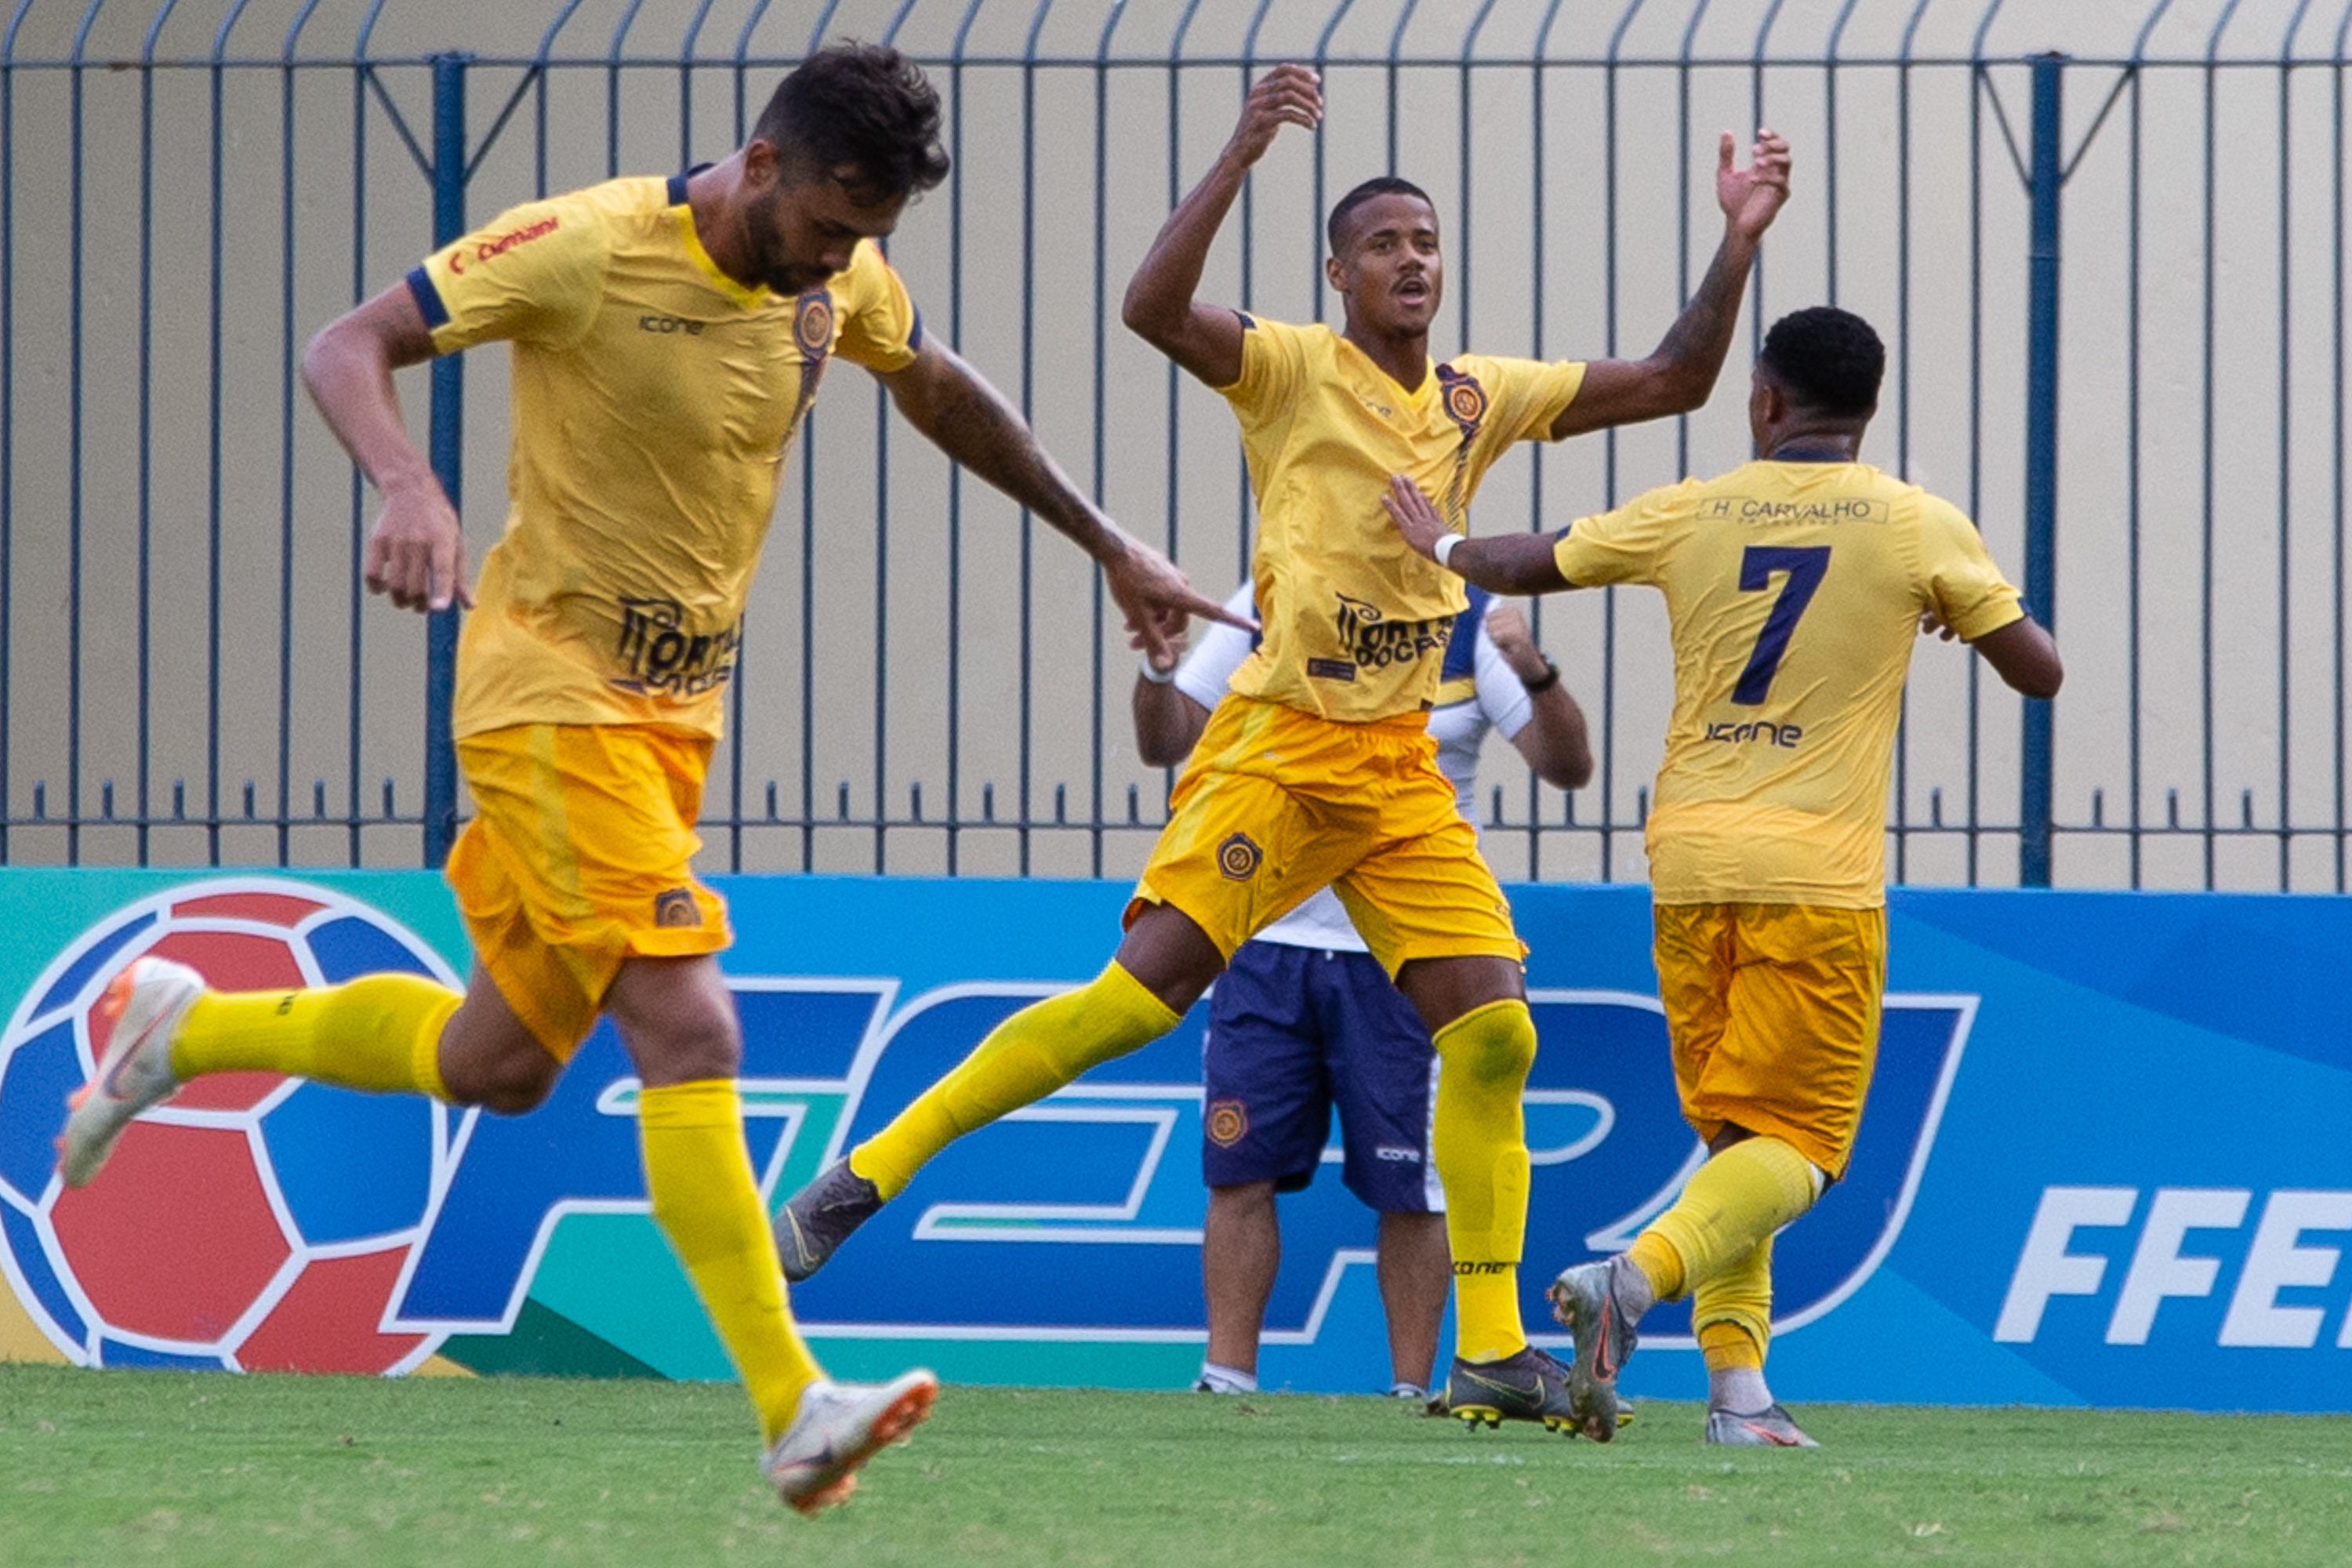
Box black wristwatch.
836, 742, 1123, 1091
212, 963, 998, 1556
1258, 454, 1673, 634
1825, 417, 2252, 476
1521, 657, 1561, 695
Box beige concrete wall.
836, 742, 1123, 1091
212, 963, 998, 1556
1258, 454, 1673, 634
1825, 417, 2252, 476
5, 0, 2347, 888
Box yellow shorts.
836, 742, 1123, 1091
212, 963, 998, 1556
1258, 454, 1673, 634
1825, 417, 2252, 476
1133, 696, 1522, 975
448, 724, 731, 1058
1650, 902, 1886, 1178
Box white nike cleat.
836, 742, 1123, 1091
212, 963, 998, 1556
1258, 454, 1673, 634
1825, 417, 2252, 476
762, 1369, 938, 1515
1705, 1402, 1820, 1447
56, 956, 203, 1189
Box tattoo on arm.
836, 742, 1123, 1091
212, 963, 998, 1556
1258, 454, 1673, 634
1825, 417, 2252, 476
1653, 236, 1748, 379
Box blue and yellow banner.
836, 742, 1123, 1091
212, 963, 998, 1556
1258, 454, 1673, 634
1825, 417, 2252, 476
1, 870, 2346, 1411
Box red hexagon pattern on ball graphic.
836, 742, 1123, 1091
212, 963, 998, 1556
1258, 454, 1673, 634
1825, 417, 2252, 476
5, 882, 457, 1375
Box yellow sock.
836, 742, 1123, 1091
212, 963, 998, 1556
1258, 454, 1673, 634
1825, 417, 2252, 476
640, 1079, 820, 1443
1695, 1234, 1777, 1368
1698, 1312, 1767, 1373
1641, 1137, 1817, 1298
1628, 1231, 1686, 1301
852, 962, 1178, 1199
1429, 1000, 1538, 1363
171, 973, 459, 1099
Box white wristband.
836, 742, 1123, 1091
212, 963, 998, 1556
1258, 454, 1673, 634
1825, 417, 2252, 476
1138, 654, 1176, 685
1433, 532, 1468, 569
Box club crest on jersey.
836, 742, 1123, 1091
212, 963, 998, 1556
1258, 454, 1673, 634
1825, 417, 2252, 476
1205, 1098, 1249, 1148
1216, 833, 1263, 881
1436, 365, 1487, 437
794, 292, 835, 358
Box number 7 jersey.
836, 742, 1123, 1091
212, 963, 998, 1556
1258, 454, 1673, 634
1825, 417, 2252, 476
1552, 459, 2025, 908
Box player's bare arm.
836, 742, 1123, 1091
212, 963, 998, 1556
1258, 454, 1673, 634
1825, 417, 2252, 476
1131, 634, 1213, 768
879, 338, 1250, 661
1550, 129, 1793, 439
1965, 616, 2063, 699
1381, 475, 1570, 596
301, 284, 473, 615
1485, 604, 1593, 789
1122, 64, 1323, 390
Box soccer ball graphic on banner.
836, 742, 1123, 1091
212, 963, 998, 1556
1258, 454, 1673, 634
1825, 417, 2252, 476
0, 880, 460, 1374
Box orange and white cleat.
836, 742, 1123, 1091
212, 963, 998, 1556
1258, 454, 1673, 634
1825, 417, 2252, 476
56, 956, 203, 1188
762, 1369, 938, 1515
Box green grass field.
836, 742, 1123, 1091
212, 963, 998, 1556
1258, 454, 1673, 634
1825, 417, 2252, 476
3, 1363, 2347, 1566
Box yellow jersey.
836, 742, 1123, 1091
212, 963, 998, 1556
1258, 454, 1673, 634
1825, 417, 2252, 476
406, 174, 923, 739
1218, 316, 1584, 722
1551, 459, 2025, 907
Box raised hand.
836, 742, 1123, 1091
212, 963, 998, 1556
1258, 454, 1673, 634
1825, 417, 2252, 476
1225, 64, 1323, 169
1717, 127, 1791, 241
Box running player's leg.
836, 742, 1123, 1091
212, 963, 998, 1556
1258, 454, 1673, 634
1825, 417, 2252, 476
843, 902, 1216, 1200
604, 953, 829, 1445
56, 731, 603, 1185
1337, 791, 1559, 1425
123, 721, 691, 1120
1631, 905, 1877, 1309
1552, 903, 1875, 1441
616, 960, 935, 1512
788, 702, 1348, 1271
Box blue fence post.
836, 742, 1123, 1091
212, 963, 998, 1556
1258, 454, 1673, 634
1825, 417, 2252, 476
424, 52, 469, 869
2020, 51, 2063, 888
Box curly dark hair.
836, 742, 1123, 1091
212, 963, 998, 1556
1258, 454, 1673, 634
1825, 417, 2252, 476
1759, 306, 1886, 418
1326, 176, 1434, 253
753, 42, 950, 201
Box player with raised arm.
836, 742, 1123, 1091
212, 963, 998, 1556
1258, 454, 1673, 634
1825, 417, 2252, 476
1138, 584, 1590, 1403
775, 63, 1789, 1434
1381, 304, 2062, 1446
55, 43, 1238, 1515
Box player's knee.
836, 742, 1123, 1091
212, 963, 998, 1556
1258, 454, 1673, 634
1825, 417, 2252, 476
452, 1047, 561, 1114
624, 1007, 742, 1087
1436, 1007, 1536, 1085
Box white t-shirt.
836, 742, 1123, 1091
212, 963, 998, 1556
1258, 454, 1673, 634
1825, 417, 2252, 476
1173, 580, 1537, 954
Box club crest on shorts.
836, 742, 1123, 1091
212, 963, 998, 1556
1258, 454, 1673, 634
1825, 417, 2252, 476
1205, 1098, 1249, 1148
1215, 832, 1263, 881
653, 887, 702, 927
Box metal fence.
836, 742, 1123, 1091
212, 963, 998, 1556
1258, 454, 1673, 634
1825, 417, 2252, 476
4, 0, 2350, 891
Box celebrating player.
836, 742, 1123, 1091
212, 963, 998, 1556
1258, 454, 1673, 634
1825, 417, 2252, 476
775, 63, 1789, 1433
1381, 304, 2062, 1445
56, 42, 1238, 1514
1138, 585, 1590, 1403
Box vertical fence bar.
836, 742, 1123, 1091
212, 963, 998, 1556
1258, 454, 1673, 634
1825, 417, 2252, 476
2127, 63, 2145, 886
423, 53, 469, 869
2020, 53, 2063, 887
2276, 45, 2296, 887
0, 9, 14, 863
2200, 43, 2220, 888
2336, 16, 2349, 891
67, 21, 88, 866
139, 39, 159, 862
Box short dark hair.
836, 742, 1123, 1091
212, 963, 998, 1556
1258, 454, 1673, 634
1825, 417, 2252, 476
753, 42, 950, 201
1759, 306, 1885, 418
1326, 176, 1434, 253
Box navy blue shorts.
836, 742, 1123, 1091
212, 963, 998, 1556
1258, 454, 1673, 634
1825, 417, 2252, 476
1200, 942, 1442, 1214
